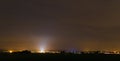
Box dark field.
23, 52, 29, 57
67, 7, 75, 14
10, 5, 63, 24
0, 53, 120, 61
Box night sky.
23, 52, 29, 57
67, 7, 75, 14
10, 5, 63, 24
0, 0, 120, 51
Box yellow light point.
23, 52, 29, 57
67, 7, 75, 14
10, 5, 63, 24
9, 50, 13, 53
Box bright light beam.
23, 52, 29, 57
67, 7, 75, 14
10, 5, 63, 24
39, 36, 52, 53
39, 40, 46, 53
40, 47, 45, 53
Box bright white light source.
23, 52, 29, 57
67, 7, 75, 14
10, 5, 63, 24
40, 47, 45, 53
39, 44, 46, 53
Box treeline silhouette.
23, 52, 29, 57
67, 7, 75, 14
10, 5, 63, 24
0, 50, 120, 61
0, 50, 105, 54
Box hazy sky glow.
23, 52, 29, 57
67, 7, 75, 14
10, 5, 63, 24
0, 0, 120, 51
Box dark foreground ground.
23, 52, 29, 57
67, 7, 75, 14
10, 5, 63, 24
0, 53, 120, 61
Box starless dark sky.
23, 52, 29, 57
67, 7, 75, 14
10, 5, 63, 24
0, 0, 120, 51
